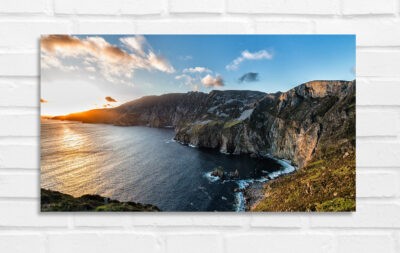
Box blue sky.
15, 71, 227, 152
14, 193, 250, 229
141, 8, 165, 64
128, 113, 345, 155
41, 35, 355, 115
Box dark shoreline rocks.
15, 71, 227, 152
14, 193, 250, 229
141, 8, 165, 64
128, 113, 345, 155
243, 182, 265, 211
41, 188, 160, 212
210, 166, 239, 180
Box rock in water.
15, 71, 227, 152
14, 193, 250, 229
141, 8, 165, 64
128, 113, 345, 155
211, 166, 225, 179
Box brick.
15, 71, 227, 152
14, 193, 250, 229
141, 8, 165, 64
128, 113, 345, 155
336, 234, 396, 253
225, 234, 333, 253
0, 234, 45, 253
227, 0, 340, 15
191, 215, 249, 227
76, 20, 135, 34
357, 110, 398, 137
255, 20, 313, 33
54, 0, 120, 15
0, 3, 400, 251
0, 114, 38, 136
250, 213, 303, 227
315, 18, 400, 46
357, 79, 400, 105
166, 234, 222, 253
0, 201, 69, 227
357, 142, 400, 167
0, 145, 38, 169
0, 0, 47, 14
48, 233, 160, 253
310, 203, 400, 228
0, 21, 72, 49
0, 53, 38, 76
135, 20, 253, 34
121, 0, 164, 15
73, 214, 130, 227
0, 173, 38, 198
131, 215, 193, 226
342, 0, 395, 15
0, 78, 38, 107
357, 50, 400, 78
169, 0, 224, 13
131, 214, 248, 227
357, 171, 399, 197
54, 0, 163, 15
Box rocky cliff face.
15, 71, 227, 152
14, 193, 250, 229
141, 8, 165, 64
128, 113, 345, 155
54, 80, 355, 168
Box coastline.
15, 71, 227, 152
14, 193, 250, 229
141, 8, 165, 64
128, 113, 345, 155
243, 158, 297, 211
43, 118, 298, 212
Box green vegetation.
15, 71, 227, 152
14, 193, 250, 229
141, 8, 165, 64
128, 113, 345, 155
316, 197, 355, 212
252, 149, 355, 212
190, 120, 223, 134
41, 188, 160, 212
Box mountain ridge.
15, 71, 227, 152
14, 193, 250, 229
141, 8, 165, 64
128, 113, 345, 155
53, 80, 355, 169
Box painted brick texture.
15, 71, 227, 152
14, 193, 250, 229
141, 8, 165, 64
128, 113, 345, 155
0, 0, 399, 252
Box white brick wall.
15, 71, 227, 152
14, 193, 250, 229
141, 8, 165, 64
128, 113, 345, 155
0, 0, 399, 252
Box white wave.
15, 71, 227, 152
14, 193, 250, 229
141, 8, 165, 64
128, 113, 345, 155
205, 157, 296, 211
188, 143, 198, 148
255, 177, 269, 183
268, 158, 297, 179
236, 179, 253, 190
234, 158, 296, 211
235, 192, 246, 212
204, 172, 220, 182
165, 138, 177, 144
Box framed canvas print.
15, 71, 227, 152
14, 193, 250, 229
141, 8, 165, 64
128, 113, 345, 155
40, 35, 355, 212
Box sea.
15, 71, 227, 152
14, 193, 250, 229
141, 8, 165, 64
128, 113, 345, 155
41, 119, 295, 211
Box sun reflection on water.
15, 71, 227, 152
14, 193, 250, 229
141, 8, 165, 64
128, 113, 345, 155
61, 124, 87, 149
41, 120, 113, 198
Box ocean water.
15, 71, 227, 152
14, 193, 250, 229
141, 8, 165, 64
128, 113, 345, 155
41, 119, 293, 211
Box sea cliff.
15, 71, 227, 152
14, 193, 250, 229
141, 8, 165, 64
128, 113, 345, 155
52, 80, 355, 211
54, 80, 355, 169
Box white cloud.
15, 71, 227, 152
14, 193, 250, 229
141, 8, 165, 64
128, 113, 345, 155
175, 74, 189, 80
226, 49, 273, 71
120, 35, 147, 56
41, 35, 175, 86
147, 51, 175, 73
183, 67, 211, 74
175, 74, 195, 86
85, 66, 96, 72
176, 67, 223, 90
201, 74, 224, 88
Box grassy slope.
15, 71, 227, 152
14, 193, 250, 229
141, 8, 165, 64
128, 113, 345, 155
41, 188, 160, 212
252, 89, 356, 212
252, 148, 355, 212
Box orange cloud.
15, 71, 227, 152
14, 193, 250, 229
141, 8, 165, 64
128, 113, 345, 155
201, 74, 224, 88
105, 96, 117, 102
41, 35, 82, 52
41, 35, 175, 85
